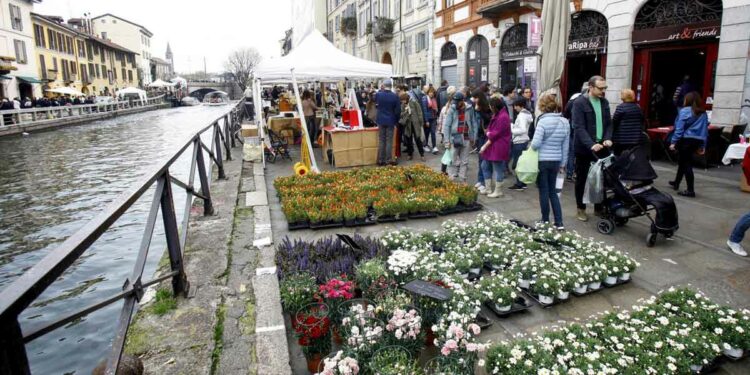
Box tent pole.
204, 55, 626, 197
255, 79, 266, 169
291, 69, 319, 173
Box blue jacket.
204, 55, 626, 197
531, 113, 570, 166
374, 89, 401, 127
671, 107, 708, 148
612, 102, 644, 146
420, 95, 434, 122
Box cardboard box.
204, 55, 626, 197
362, 130, 378, 148
363, 147, 378, 164
241, 124, 258, 137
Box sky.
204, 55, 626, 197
35, 0, 293, 74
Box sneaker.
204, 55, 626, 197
432, 147, 439, 154
668, 181, 678, 190
555, 225, 565, 231
727, 240, 747, 256
474, 182, 482, 188
677, 190, 695, 198
423, 146, 431, 152
478, 185, 488, 194
576, 209, 589, 222
508, 184, 527, 191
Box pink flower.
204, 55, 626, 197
445, 339, 458, 349
466, 343, 478, 352
440, 346, 451, 356
468, 323, 481, 335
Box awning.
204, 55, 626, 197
0, 75, 11, 80
15, 76, 44, 84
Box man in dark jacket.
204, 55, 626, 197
436, 80, 449, 112
375, 80, 401, 165
572, 75, 613, 222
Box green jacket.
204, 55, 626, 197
400, 99, 425, 143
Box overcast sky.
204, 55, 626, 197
35, 0, 292, 74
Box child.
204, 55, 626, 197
508, 97, 533, 190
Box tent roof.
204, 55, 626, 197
255, 30, 392, 82
149, 79, 173, 87
117, 87, 146, 95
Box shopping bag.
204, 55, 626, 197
441, 148, 453, 165
556, 170, 565, 198
516, 149, 539, 184
583, 159, 605, 204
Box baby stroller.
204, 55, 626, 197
594, 145, 679, 247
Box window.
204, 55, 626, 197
101, 32, 107, 39
445, 0, 454, 6
71, 63, 77, 76
62, 60, 69, 81
52, 57, 58, 72
14, 40, 27, 64
405, 0, 413, 11
56, 33, 63, 52
80, 64, 86, 81
101, 64, 106, 77
128, 70, 133, 82
9, 4, 22, 31
101, 19, 106, 23
95, 64, 100, 78
34, 25, 46, 48
78, 40, 86, 58
335, 15, 340, 33
47, 30, 55, 50
89, 63, 95, 78
66, 37, 73, 54
416, 31, 426, 52
122, 68, 126, 81
39, 56, 46, 78
405, 35, 412, 54
112, 19, 117, 23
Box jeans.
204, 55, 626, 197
566, 135, 576, 178
481, 160, 506, 182
477, 132, 487, 184
449, 145, 469, 182
538, 160, 563, 226
730, 212, 750, 243
377, 125, 395, 163
674, 138, 702, 193
511, 142, 528, 186
404, 131, 425, 157
425, 119, 437, 148
305, 116, 317, 145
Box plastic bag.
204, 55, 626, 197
583, 159, 605, 204
516, 149, 539, 184
556, 170, 565, 198
441, 148, 453, 165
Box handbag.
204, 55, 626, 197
452, 132, 465, 148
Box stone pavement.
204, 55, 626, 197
264, 146, 750, 374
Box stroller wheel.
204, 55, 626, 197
646, 233, 658, 247
597, 219, 615, 235
615, 218, 629, 227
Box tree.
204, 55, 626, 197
224, 47, 261, 93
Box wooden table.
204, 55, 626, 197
322, 126, 379, 168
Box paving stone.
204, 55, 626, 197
254, 175, 266, 191
245, 191, 268, 207
240, 177, 255, 193
252, 274, 285, 329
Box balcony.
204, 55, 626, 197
0, 55, 17, 74
373, 17, 395, 42
66, 74, 77, 83
45, 69, 58, 81
341, 16, 357, 37
476, 0, 542, 21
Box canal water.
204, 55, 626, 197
0, 104, 235, 374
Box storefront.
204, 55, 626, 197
499, 23, 537, 91
440, 42, 458, 87
466, 35, 489, 87
631, 0, 722, 126
561, 11, 608, 103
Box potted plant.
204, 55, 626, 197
368, 346, 414, 375
531, 272, 559, 305
384, 307, 424, 354
279, 272, 317, 326
294, 303, 332, 373
319, 275, 355, 329
317, 350, 360, 375
355, 258, 387, 294
479, 273, 518, 312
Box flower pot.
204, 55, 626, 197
574, 285, 587, 294
424, 326, 436, 347
604, 276, 618, 285
619, 272, 631, 281
557, 291, 570, 300
689, 364, 703, 373
588, 281, 602, 290
518, 278, 530, 289
724, 347, 744, 359
460, 273, 469, 279
306, 352, 324, 374
538, 294, 554, 304
494, 303, 512, 312
332, 326, 344, 345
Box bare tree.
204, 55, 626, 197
224, 47, 262, 93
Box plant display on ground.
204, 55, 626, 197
279, 272, 317, 314
485, 287, 750, 374
274, 165, 478, 224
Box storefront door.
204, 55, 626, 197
561, 11, 608, 104
466, 36, 488, 88
440, 42, 458, 87
500, 23, 537, 91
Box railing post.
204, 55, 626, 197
160, 170, 189, 297
213, 123, 226, 179
230, 112, 236, 148
223, 115, 232, 161
194, 138, 214, 216
0, 318, 31, 375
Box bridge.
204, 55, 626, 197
186, 81, 243, 101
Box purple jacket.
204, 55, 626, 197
482, 108, 511, 162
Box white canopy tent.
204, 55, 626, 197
116, 86, 147, 104
149, 79, 174, 88
253, 30, 393, 171
45, 87, 84, 96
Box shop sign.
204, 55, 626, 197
632, 21, 720, 45
568, 36, 606, 53
469, 67, 475, 77
523, 56, 537, 73
528, 16, 542, 47
501, 47, 537, 60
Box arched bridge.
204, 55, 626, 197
187, 81, 242, 101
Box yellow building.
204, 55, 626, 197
31, 13, 138, 97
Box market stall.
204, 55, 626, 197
321, 125, 379, 168
254, 30, 393, 173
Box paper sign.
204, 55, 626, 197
523, 56, 537, 73
481, 66, 488, 81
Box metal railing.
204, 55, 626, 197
0, 99, 246, 375
0, 95, 167, 127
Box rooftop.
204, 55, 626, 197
91, 13, 154, 37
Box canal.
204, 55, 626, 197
0, 104, 235, 374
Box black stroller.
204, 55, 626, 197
594, 145, 679, 247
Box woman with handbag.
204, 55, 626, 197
669, 91, 708, 198
530, 94, 570, 230
479, 97, 512, 198
442, 92, 469, 182
399, 92, 426, 161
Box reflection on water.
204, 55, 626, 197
0, 104, 233, 374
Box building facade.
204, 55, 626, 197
32, 13, 138, 97
0, 0, 41, 100
150, 43, 173, 81
91, 13, 153, 87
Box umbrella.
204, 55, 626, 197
45, 87, 84, 96
538, 1, 571, 95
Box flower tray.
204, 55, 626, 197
438, 206, 462, 215
603, 277, 631, 289
343, 218, 377, 227
483, 262, 509, 273
309, 220, 344, 230
690, 358, 721, 373
723, 349, 750, 361
288, 221, 310, 231
377, 215, 407, 223
571, 285, 604, 297
474, 311, 493, 330
485, 296, 532, 318
522, 290, 570, 308
461, 202, 483, 212
408, 211, 439, 219
509, 219, 535, 231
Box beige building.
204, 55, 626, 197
0, 0, 41, 100
91, 13, 153, 87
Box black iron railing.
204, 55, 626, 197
0, 99, 246, 375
